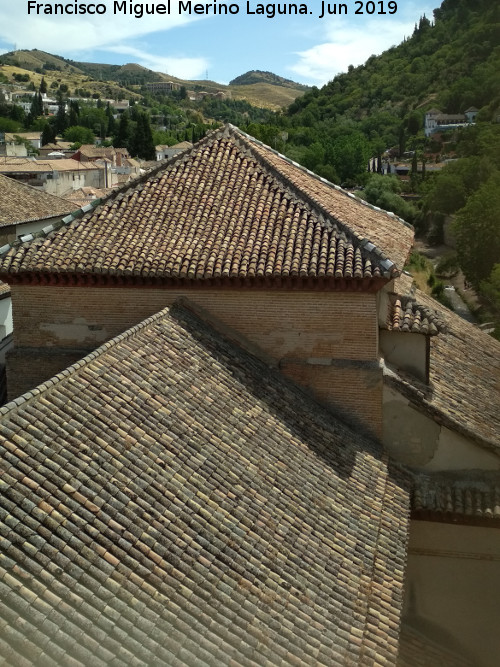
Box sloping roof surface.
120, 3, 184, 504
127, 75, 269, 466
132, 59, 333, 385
246, 129, 414, 271
384, 294, 445, 336
0, 280, 10, 297
0, 173, 74, 227
76, 145, 129, 159
412, 471, 500, 523
385, 288, 500, 452
0, 126, 413, 282
0, 158, 100, 173
0, 303, 410, 665
4, 133, 41, 142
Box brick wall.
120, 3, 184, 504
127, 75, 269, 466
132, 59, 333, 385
8, 285, 382, 436
7, 347, 89, 400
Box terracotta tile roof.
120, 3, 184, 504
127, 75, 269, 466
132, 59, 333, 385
411, 471, 500, 523
384, 294, 446, 336
392, 271, 416, 298
0, 126, 412, 283
4, 132, 41, 142
385, 289, 500, 452
172, 141, 193, 149
0, 173, 74, 227
0, 158, 49, 173
245, 127, 414, 271
0, 158, 101, 173
76, 145, 129, 159
41, 141, 73, 150
0, 303, 410, 665
0, 280, 10, 297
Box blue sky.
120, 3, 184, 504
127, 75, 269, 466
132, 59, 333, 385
0, 1, 435, 85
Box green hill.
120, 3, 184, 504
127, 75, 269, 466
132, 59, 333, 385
0, 50, 306, 109
287, 0, 500, 133
244, 0, 500, 185
230, 70, 308, 91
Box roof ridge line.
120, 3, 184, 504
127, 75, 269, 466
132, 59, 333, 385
0, 130, 225, 257
226, 124, 402, 277
0, 306, 173, 417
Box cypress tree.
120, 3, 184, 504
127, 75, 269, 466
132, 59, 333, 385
115, 111, 130, 149
141, 113, 156, 160
54, 91, 68, 135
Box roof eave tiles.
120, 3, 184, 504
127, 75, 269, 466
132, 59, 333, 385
0, 126, 413, 285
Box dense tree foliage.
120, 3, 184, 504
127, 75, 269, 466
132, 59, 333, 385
243, 0, 499, 184
361, 175, 417, 222
453, 173, 500, 285
64, 125, 95, 145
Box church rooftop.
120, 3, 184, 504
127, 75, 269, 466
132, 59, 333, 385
0, 125, 414, 286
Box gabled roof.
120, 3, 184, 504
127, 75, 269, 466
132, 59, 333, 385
385, 287, 500, 453
172, 141, 194, 149
0, 125, 413, 285
0, 303, 410, 664
0, 173, 74, 227
4, 132, 41, 142
41, 142, 73, 150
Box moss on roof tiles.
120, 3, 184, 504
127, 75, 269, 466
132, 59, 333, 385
0, 302, 411, 665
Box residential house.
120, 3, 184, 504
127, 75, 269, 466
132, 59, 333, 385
6, 131, 43, 151
424, 108, 477, 137
38, 141, 74, 158
71, 144, 130, 167
0, 133, 28, 158
71, 145, 133, 187
0, 172, 74, 245
0, 125, 498, 665
155, 141, 193, 161
109, 99, 130, 117
0, 132, 42, 158
0, 157, 105, 196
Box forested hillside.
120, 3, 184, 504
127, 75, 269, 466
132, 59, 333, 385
247, 0, 500, 183
245, 0, 500, 334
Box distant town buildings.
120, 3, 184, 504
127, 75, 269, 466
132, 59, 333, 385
144, 81, 180, 93
155, 141, 193, 161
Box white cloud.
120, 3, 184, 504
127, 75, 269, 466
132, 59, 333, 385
290, 5, 435, 85
0, 0, 198, 57
105, 45, 208, 79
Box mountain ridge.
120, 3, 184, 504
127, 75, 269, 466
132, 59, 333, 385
0, 50, 307, 109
